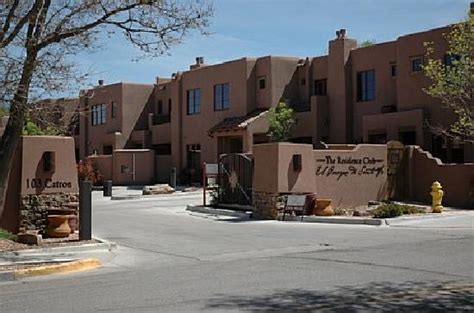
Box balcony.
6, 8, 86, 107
152, 114, 170, 125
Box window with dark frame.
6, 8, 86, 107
187, 88, 201, 115
111, 101, 117, 118
314, 79, 327, 96
168, 98, 172, 114
444, 53, 461, 66
157, 100, 163, 115
214, 83, 230, 111
390, 63, 397, 77
259, 78, 265, 89
103, 145, 113, 155
91, 104, 106, 126
411, 57, 423, 72
356, 70, 375, 101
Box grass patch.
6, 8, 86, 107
372, 203, 426, 218
0, 228, 16, 241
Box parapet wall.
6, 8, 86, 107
409, 146, 474, 208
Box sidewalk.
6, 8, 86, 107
0, 237, 116, 282
186, 204, 473, 227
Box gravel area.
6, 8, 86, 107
0, 233, 98, 252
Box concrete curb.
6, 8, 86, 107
14, 258, 101, 279
186, 205, 252, 219
5, 238, 117, 257
279, 215, 387, 226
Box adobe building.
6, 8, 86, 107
75, 81, 155, 160
73, 20, 473, 184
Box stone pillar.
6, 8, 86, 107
252, 191, 283, 219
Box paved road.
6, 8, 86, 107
1, 189, 473, 312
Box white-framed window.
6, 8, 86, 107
91, 104, 106, 125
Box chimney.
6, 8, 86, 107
98, 79, 104, 86
190, 56, 205, 70
155, 76, 160, 84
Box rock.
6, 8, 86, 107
182, 187, 198, 192
353, 210, 361, 217
143, 184, 175, 195
368, 200, 382, 206
17, 233, 43, 245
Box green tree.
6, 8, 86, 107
359, 39, 376, 48
267, 102, 296, 142
0, 1, 212, 213
423, 12, 473, 143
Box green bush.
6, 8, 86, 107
372, 203, 425, 218
0, 228, 16, 241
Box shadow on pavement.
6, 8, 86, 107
205, 280, 473, 312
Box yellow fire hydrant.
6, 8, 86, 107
430, 181, 444, 213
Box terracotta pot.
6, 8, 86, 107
314, 198, 335, 216
67, 215, 78, 234
47, 215, 71, 238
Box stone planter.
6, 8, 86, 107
46, 215, 71, 238
314, 198, 335, 216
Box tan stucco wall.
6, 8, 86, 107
253, 143, 387, 208
20, 136, 79, 194
314, 144, 387, 208
112, 149, 154, 185
363, 109, 424, 144
409, 146, 473, 208
253, 143, 316, 194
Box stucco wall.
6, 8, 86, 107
409, 146, 474, 208
253, 143, 316, 194
113, 149, 154, 185
20, 136, 79, 194
314, 145, 387, 208
253, 143, 387, 208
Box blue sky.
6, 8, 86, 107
74, 0, 470, 91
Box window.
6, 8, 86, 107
152, 144, 171, 155
91, 104, 106, 125
444, 53, 461, 66
356, 70, 375, 101
300, 78, 306, 85
168, 98, 172, 114
103, 145, 113, 155
314, 79, 327, 96
111, 101, 117, 118
214, 83, 230, 111
390, 63, 397, 77
259, 78, 266, 89
157, 100, 163, 115
411, 56, 423, 72
187, 88, 201, 115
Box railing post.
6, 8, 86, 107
79, 180, 92, 241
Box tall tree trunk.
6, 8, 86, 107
0, 49, 37, 214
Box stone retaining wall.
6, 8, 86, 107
19, 193, 79, 234
252, 192, 285, 219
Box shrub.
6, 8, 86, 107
372, 203, 425, 218
77, 159, 103, 185
0, 228, 16, 241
